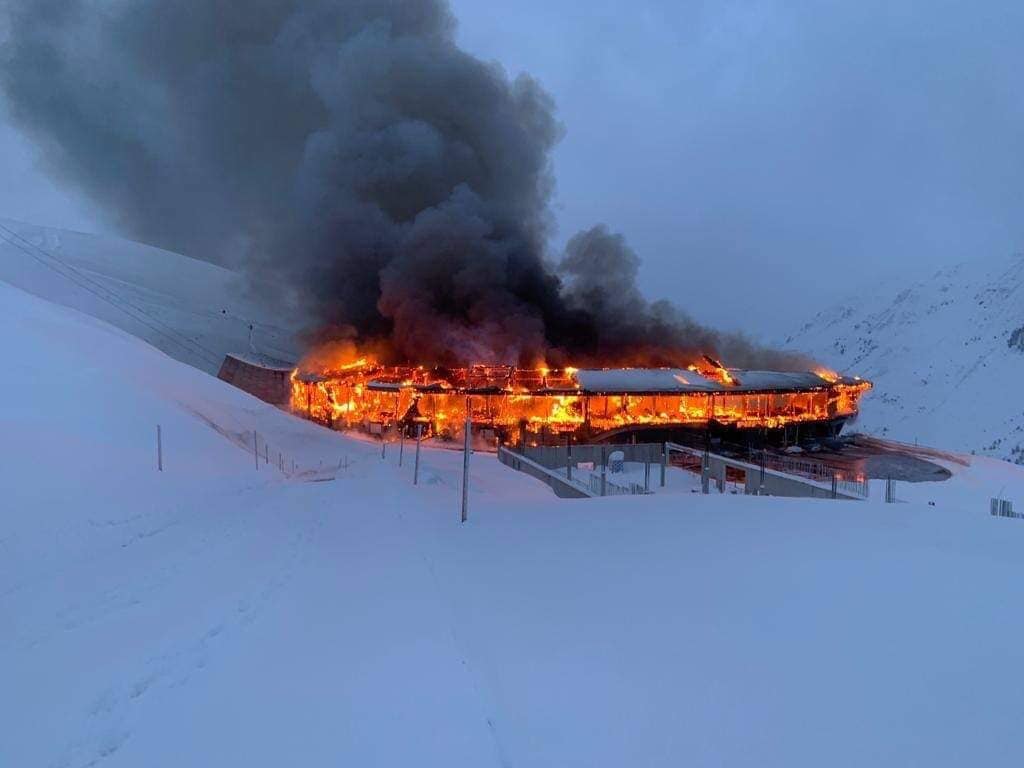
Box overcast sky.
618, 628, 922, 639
2, 0, 1022, 335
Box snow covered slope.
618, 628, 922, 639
783, 253, 1024, 462
3, 279, 1024, 766
0, 218, 299, 372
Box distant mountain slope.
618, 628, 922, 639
783, 254, 1024, 462
0, 218, 300, 372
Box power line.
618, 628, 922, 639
0, 222, 223, 368
0, 222, 221, 367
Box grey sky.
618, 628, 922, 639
2, 0, 1022, 336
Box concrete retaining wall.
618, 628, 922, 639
524, 442, 665, 470
498, 447, 592, 498
667, 444, 863, 500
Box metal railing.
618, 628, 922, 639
503, 440, 869, 501
991, 498, 1020, 519
586, 473, 648, 497
755, 450, 870, 499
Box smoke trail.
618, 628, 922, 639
0, 0, 812, 370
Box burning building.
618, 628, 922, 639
9, 0, 874, 454
288, 357, 871, 447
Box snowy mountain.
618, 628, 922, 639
783, 253, 1024, 462
0, 218, 300, 372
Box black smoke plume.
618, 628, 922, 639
1, 0, 812, 371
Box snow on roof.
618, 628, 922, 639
575, 368, 717, 393
225, 352, 296, 372
729, 370, 834, 392
366, 380, 404, 391
575, 368, 833, 394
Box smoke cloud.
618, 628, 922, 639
1, 0, 812, 371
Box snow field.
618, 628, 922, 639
2, 266, 1024, 765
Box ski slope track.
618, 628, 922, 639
0, 218, 300, 373
784, 253, 1024, 462
2, 232, 1024, 764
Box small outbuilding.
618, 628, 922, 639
217, 353, 295, 406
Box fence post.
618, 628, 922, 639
264, 443, 269, 465
461, 407, 471, 523
414, 423, 423, 485
156, 424, 163, 472
600, 445, 607, 497
254, 432, 259, 471
644, 454, 651, 493
831, 473, 837, 499
399, 429, 405, 467
566, 435, 573, 482
381, 436, 386, 460
660, 442, 667, 487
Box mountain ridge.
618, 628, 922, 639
783, 252, 1024, 462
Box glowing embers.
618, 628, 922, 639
288, 362, 872, 443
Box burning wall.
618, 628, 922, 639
289, 360, 871, 445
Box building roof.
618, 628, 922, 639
298, 361, 867, 396
574, 368, 841, 394
224, 352, 296, 372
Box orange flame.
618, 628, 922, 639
288, 342, 871, 446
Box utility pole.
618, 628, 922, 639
461, 399, 471, 523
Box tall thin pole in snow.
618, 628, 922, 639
399, 429, 405, 467
461, 400, 471, 523
156, 424, 163, 472
254, 432, 259, 471
413, 423, 423, 485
